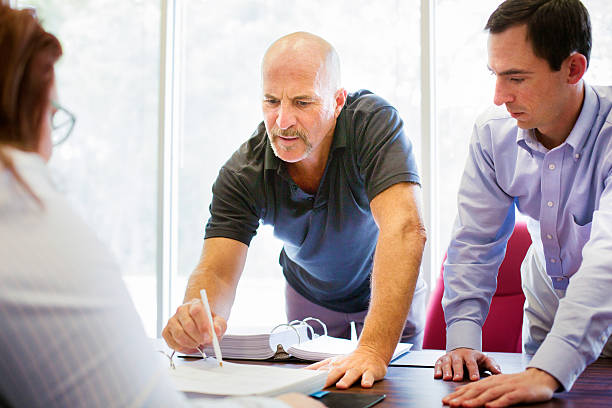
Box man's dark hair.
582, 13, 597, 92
485, 0, 591, 71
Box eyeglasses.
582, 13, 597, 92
158, 346, 208, 370
50, 100, 76, 146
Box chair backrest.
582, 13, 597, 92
423, 222, 532, 352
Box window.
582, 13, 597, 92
175, 0, 421, 326
19, 0, 612, 335
432, 0, 612, 279
19, 0, 161, 336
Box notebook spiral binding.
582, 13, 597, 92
268, 317, 328, 360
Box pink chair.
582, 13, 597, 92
423, 223, 532, 352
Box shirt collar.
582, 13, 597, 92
564, 82, 597, 155
516, 128, 544, 155
330, 111, 347, 150
264, 136, 280, 171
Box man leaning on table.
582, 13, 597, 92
435, 0, 612, 407
162, 31, 428, 390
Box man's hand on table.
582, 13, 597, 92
434, 348, 501, 382
441, 367, 560, 407
306, 345, 387, 389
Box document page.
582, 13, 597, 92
168, 358, 326, 397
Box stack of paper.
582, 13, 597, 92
201, 324, 309, 360
287, 335, 412, 362
168, 358, 327, 397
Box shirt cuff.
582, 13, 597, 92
526, 335, 586, 392
446, 320, 482, 352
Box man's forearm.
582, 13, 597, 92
183, 237, 248, 320
183, 266, 237, 320
359, 227, 426, 362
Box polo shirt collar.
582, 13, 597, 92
264, 135, 281, 171
330, 111, 347, 151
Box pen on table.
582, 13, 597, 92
200, 289, 223, 367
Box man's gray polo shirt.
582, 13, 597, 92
205, 90, 420, 313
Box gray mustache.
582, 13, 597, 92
271, 129, 307, 139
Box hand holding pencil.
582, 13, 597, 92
161, 289, 227, 356
200, 289, 224, 367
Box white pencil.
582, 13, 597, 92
200, 289, 223, 367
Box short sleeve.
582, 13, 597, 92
204, 166, 262, 246
355, 106, 420, 201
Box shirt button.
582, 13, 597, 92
551, 258, 557, 263
546, 234, 553, 240
548, 164, 556, 170
575, 153, 580, 159
547, 201, 554, 207
556, 277, 563, 282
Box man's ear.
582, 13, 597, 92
566, 52, 587, 85
334, 88, 347, 117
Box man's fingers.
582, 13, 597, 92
161, 300, 228, 354
213, 317, 227, 338
312, 348, 387, 389
162, 324, 200, 354
482, 356, 502, 374
187, 300, 208, 335
360, 370, 376, 388
451, 354, 465, 382
438, 355, 454, 380
484, 390, 523, 408
464, 358, 480, 381
461, 384, 508, 408
443, 371, 557, 408
335, 368, 364, 389
434, 357, 444, 378
176, 308, 205, 345
306, 358, 332, 370
445, 382, 491, 407
442, 383, 469, 404
165, 316, 199, 349
161, 326, 180, 350
324, 366, 346, 388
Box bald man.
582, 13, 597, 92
162, 32, 427, 389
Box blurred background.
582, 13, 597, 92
15, 0, 611, 337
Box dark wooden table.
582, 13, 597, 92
230, 351, 612, 407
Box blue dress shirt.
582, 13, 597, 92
443, 83, 612, 391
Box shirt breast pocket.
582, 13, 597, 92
569, 214, 592, 250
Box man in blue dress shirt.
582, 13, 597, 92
435, 0, 612, 406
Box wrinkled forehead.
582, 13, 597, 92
262, 50, 328, 95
